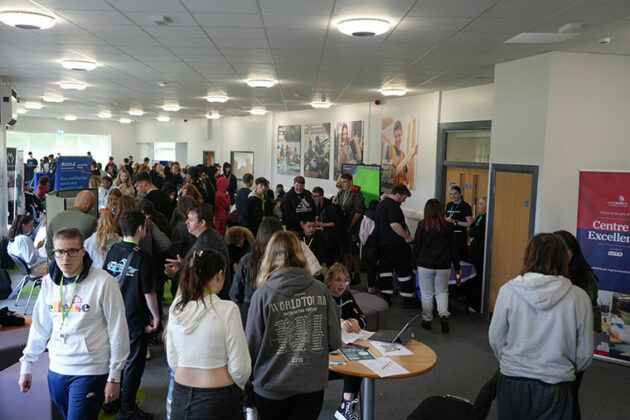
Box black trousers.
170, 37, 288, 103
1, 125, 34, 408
254, 390, 324, 420
497, 374, 573, 420
171, 382, 243, 420
378, 243, 414, 297
120, 327, 148, 413
454, 231, 468, 262
329, 371, 362, 396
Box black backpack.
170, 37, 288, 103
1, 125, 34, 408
0, 269, 12, 299
1, 237, 15, 270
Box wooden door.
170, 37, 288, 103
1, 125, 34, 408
488, 171, 534, 312
444, 166, 489, 218
445, 167, 467, 205
203, 151, 215, 167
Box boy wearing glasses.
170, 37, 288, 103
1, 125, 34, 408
19, 227, 129, 420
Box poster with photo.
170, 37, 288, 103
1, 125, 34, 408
6, 147, 16, 223
277, 125, 301, 175
231, 151, 254, 180
303, 123, 331, 179
381, 116, 418, 191
334, 120, 364, 179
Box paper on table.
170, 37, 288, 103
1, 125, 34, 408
359, 357, 410, 378
368, 340, 413, 356
341, 329, 375, 344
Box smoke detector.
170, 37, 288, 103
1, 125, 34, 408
151, 16, 172, 26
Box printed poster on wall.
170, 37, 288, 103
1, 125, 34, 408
53, 156, 92, 191
303, 123, 331, 179
277, 125, 301, 175
15, 150, 25, 217
577, 170, 630, 365
381, 116, 418, 191
6, 147, 16, 223
334, 120, 364, 180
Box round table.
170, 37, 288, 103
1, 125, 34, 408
329, 339, 437, 420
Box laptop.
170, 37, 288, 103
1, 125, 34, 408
369, 314, 420, 345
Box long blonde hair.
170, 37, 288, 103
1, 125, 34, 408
95, 210, 118, 256
114, 168, 133, 189
256, 231, 307, 289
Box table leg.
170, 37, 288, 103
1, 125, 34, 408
362, 377, 375, 420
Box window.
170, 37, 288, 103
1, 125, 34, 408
445, 130, 490, 163
154, 142, 176, 162
7, 131, 111, 165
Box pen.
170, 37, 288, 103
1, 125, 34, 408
381, 360, 392, 370
329, 361, 347, 366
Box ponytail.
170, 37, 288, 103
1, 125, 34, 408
174, 248, 226, 313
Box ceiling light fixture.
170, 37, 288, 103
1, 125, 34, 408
60, 81, 87, 90
206, 113, 221, 119
64, 115, 77, 121
129, 109, 144, 116
206, 95, 228, 103
17, 106, 27, 115
338, 18, 390, 37
246, 79, 276, 88
249, 108, 267, 116
162, 104, 180, 112
24, 101, 43, 110
311, 101, 332, 109
61, 59, 97, 71
0, 11, 55, 30
379, 88, 407, 96
98, 111, 112, 119
42, 95, 64, 103
157, 116, 170, 122
119, 117, 132, 124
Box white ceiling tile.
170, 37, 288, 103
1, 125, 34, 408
182, 0, 259, 14
214, 39, 269, 49
205, 27, 267, 39
143, 26, 206, 38
398, 16, 471, 32
105, 0, 188, 13
260, 0, 334, 16
158, 37, 214, 48
409, 0, 496, 18
54, 10, 131, 25
263, 14, 329, 30
35, 0, 112, 10
334, 0, 417, 18
482, 1, 578, 19
123, 12, 198, 26
194, 14, 262, 28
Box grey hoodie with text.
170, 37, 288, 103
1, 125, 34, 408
246, 267, 342, 400
489, 272, 593, 384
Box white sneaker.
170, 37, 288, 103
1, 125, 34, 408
334, 398, 360, 420
367, 287, 375, 294
146, 347, 151, 360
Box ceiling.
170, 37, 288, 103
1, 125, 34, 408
1, 0, 630, 121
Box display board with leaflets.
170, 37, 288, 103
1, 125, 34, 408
53, 156, 92, 191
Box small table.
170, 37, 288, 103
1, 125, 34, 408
329, 339, 437, 420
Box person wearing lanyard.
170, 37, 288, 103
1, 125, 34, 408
243, 177, 273, 236
445, 186, 473, 262
19, 227, 129, 420
311, 186, 342, 268
336, 173, 366, 286
281, 176, 315, 232
299, 217, 323, 263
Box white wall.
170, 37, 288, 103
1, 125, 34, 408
136, 119, 209, 166
440, 84, 494, 123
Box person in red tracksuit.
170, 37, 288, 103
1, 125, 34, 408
215, 177, 230, 236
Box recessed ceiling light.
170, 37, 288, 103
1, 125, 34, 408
60, 81, 87, 90
64, 115, 77, 121
119, 117, 132, 124
24, 101, 43, 110
246, 79, 276, 88
16, 106, 27, 115
129, 109, 144, 116
42, 95, 64, 103
162, 104, 180, 112
311, 101, 332, 109
0, 11, 55, 30
338, 18, 390, 37
206, 95, 228, 103
98, 111, 112, 119
206, 113, 221, 119
250, 108, 267, 116
504, 32, 578, 43
61, 59, 97, 71
157, 116, 170, 122
379, 88, 407, 97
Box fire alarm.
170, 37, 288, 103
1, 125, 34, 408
184, 119, 188, 122
374, 100, 381, 105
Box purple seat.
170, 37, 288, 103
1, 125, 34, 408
351, 291, 388, 331
0, 327, 30, 371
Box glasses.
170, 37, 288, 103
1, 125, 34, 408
334, 278, 350, 285
53, 248, 82, 258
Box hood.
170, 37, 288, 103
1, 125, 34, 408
207, 166, 218, 178
263, 267, 313, 297
248, 190, 263, 199
509, 272, 573, 311
48, 253, 94, 286
223, 162, 231, 172
351, 185, 361, 192
217, 176, 230, 192
170, 294, 218, 334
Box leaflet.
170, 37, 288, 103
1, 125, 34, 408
341, 329, 375, 344
369, 340, 413, 356
359, 357, 409, 378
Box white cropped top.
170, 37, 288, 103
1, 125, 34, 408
166, 294, 251, 389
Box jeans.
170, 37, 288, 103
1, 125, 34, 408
418, 267, 450, 321
47, 370, 108, 420
254, 390, 324, 420
171, 382, 244, 420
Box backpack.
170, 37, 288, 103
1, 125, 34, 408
0, 269, 13, 300
1, 237, 15, 270
330, 202, 347, 232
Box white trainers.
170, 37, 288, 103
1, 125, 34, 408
334, 398, 360, 420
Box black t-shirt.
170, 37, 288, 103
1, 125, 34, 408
145, 189, 173, 219
446, 200, 473, 233
104, 241, 155, 330
376, 197, 408, 246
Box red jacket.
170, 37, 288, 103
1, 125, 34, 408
214, 177, 231, 236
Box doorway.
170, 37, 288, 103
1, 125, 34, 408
485, 164, 538, 313
203, 150, 215, 167
445, 167, 489, 219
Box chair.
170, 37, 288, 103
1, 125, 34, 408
7, 254, 44, 315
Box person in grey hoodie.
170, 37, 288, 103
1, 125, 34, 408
489, 233, 593, 420
246, 231, 342, 420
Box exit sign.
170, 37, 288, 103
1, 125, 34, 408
57, 130, 65, 135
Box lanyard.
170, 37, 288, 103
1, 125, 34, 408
303, 236, 314, 247
260, 195, 266, 212
341, 191, 350, 207
448, 201, 461, 219
339, 297, 343, 319
59, 275, 79, 327
203, 288, 215, 295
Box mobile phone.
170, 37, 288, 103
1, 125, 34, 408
348, 342, 369, 350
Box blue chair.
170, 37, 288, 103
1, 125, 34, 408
7, 254, 44, 315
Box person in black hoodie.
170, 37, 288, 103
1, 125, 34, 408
244, 177, 272, 236
413, 199, 460, 333
311, 186, 342, 267
281, 176, 315, 232
222, 162, 238, 204
299, 217, 323, 263
200, 165, 217, 209
246, 231, 341, 420
468, 196, 487, 313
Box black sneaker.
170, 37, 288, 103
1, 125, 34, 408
350, 273, 361, 286
402, 296, 421, 309
421, 320, 432, 330
117, 406, 153, 420
382, 294, 392, 306
440, 316, 450, 334
335, 398, 360, 420
102, 398, 121, 414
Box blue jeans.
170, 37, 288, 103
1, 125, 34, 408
47, 370, 108, 420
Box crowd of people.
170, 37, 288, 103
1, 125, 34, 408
6, 155, 599, 420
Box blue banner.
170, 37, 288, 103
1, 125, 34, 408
53, 156, 92, 191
